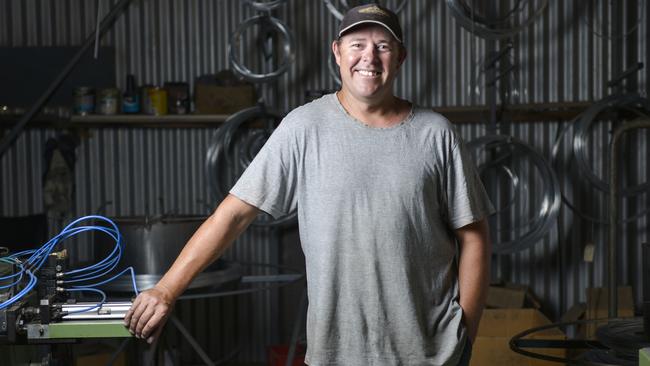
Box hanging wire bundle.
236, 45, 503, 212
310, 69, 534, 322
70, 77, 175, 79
205, 105, 297, 228
551, 93, 650, 224
0, 215, 138, 314
446, 0, 548, 39
467, 135, 561, 253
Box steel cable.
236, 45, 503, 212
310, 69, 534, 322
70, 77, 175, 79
445, 0, 548, 40
467, 135, 561, 253
510, 316, 647, 366
551, 93, 650, 224
205, 106, 298, 228
228, 15, 295, 83
244, 0, 288, 11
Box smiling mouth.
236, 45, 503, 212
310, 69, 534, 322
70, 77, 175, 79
356, 69, 382, 77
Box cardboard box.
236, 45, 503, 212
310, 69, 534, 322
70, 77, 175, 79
470, 308, 565, 366
194, 84, 256, 114
585, 286, 635, 338
486, 286, 526, 309
486, 283, 542, 309
75, 348, 125, 366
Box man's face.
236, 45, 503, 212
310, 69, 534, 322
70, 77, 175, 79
332, 25, 406, 103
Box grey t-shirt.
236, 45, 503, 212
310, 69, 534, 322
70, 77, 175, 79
230, 94, 494, 365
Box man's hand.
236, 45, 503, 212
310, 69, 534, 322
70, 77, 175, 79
121, 195, 259, 344
124, 284, 175, 344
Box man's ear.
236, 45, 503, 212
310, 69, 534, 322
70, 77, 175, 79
332, 40, 342, 66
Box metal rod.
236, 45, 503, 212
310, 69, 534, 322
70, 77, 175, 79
170, 315, 215, 366
285, 286, 307, 366
608, 118, 650, 318
606, 62, 644, 88
105, 338, 131, 366
641, 243, 650, 337
94, 0, 102, 59
641, 243, 650, 302
0, 0, 134, 159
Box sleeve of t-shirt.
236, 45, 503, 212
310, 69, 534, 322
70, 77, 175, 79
229, 118, 299, 219
444, 135, 495, 229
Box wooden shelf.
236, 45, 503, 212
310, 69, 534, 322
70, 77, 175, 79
0, 114, 231, 128
433, 101, 594, 123
69, 114, 230, 127
1, 101, 615, 128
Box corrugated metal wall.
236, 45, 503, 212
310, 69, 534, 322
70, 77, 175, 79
1, 0, 649, 362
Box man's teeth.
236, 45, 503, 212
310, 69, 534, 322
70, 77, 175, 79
357, 70, 381, 76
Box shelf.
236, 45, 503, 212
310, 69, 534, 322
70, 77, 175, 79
0, 114, 231, 128
433, 101, 594, 123
70, 114, 231, 127
0, 101, 617, 129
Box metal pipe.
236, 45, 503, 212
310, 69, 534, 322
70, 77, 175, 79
170, 315, 215, 366
606, 62, 644, 89
641, 243, 650, 338
641, 243, 650, 303
608, 118, 650, 318
0, 0, 134, 159
285, 286, 307, 366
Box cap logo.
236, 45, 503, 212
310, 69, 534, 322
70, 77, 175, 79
358, 5, 388, 17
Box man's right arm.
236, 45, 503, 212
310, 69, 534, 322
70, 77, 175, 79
123, 194, 259, 343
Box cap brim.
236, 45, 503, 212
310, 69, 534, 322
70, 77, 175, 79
338, 20, 402, 43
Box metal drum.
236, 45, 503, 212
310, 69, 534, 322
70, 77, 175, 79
94, 215, 241, 292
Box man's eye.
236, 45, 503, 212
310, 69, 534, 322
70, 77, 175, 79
350, 43, 361, 48
377, 44, 390, 51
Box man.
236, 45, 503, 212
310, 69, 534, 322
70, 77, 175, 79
125, 4, 493, 365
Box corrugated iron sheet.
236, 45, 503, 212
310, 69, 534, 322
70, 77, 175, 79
1, 0, 649, 362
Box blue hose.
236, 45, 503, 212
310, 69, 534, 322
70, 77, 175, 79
0, 215, 138, 310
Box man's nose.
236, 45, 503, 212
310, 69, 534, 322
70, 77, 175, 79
362, 45, 378, 60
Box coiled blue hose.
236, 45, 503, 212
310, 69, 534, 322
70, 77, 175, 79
0, 215, 138, 312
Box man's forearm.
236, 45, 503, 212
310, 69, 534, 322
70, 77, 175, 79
156, 194, 258, 299
456, 219, 491, 342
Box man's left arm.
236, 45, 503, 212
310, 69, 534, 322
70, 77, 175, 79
455, 218, 491, 343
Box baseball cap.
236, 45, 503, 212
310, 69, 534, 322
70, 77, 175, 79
337, 3, 403, 43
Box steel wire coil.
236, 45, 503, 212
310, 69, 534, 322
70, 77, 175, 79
206, 105, 297, 228
467, 134, 561, 253
551, 93, 650, 224
244, 0, 288, 11
573, 94, 650, 195
579, 0, 645, 40
510, 316, 648, 366
445, 0, 548, 40
228, 15, 295, 83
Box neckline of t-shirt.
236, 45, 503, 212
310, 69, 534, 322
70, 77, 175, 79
330, 93, 415, 131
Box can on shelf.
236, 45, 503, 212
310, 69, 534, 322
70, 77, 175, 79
97, 88, 120, 115
143, 86, 167, 116
164, 82, 190, 114
73, 87, 95, 115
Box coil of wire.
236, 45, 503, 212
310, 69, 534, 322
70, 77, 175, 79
445, 0, 548, 40
244, 0, 287, 11
510, 316, 648, 366
467, 134, 561, 253
205, 105, 297, 228
228, 15, 295, 83
551, 93, 650, 224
